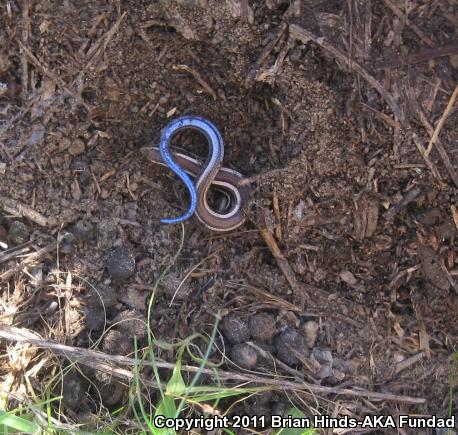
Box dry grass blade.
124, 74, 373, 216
424, 85, 458, 186
0, 323, 426, 405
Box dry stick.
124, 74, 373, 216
382, 0, 434, 48
240, 167, 289, 185
379, 42, 458, 69
0, 323, 425, 405
288, 24, 404, 123
17, 41, 87, 110
451, 205, 458, 232
411, 133, 443, 185
0, 243, 56, 282
417, 106, 458, 188
425, 84, 458, 157
20, 0, 30, 101
83, 12, 127, 72
259, 228, 304, 297
0, 246, 31, 265
425, 85, 458, 154
245, 23, 288, 82
172, 65, 217, 100
0, 196, 51, 227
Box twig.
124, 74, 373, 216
378, 42, 458, 69
21, 0, 30, 100
259, 228, 304, 298
272, 191, 282, 240
172, 65, 217, 100
289, 24, 404, 124
411, 133, 443, 185
451, 205, 458, 231
425, 84, 458, 153
245, 23, 288, 83
393, 352, 424, 375
0, 243, 56, 282
0, 196, 52, 227
0, 323, 426, 405
239, 167, 289, 185
18, 41, 86, 109
417, 102, 458, 188
84, 12, 127, 71
382, 0, 434, 48
0, 246, 31, 265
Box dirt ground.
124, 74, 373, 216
0, 0, 457, 432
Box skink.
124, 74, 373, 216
141, 116, 249, 232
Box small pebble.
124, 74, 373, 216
302, 320, 319, 348
312, 348, 333, 379
113, 309, 147, 339
231, 343, 258, 369
58, 231, 76, 254
249, 313, 276, 341
274, 328, 309, 366
106, 245, 135, 280
220, 316, 250, 344
8, 221, 30, 245
71, 219, 94, 241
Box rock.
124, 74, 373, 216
68, 138, 86, 156
113, 309, 147, 339
274, 328, 309, 366
106, 246, 135, 280
88, 283, 118, 310
8, 221, 30, 245
97, 218, 118, 250
231, 343, 257, 369
84, 306, 105, 330
58, 231, 76, 254
312, 348, 334, 379
91, 370, 126, 407
102, 329, 133, 356
71, 219, 94, 241
302, 321, 319, 348
249, 313, 276, 341
220, 316, 250, 344
61, 370, 87, 409
119, 288, 148, 310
